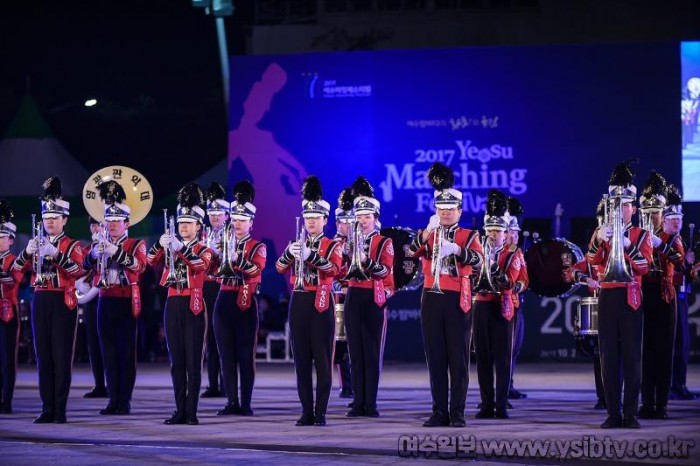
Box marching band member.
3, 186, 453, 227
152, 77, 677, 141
639, 184, 687, 419
214, 180, 266, 417
276, 176, 342, 426
408, 163, 483, 427
147, 183, 213, 425
201, 182, 229, 399
587, 161, 652, 429
13, 177, 84, 423
84, 181, 147, 415
332, 187, 354, 400
473, 190, 521, 420
0, 200, 21, 414
344, 176, 394, 419
80, 217, 107, 399
506, 196, 529, 401
566, 199, 608, 410
670, 225, 699, 400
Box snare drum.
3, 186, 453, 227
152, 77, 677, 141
574, 297, 598, 338
335, 302, 347, 342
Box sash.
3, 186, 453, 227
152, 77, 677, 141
131, 284, 142, 318
237, 283, 253, 310
64, 286, 78, 309
459, 276, 472, 313
189, 287, 204, 315
627, 281, 642, 311
373, 280, 386, 307
315, 284, 331, 312
500, 291, 514, 321
0, 299, 13, 323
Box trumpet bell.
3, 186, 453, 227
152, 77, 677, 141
83, 166, 153, 225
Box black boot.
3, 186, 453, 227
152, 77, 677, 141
423, 410, 450, 427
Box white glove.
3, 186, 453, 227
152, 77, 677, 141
426, 214, 440, 232
209, 243, 221, 257
92, 231, 104, 243
107, 269, 120, 284
75, 277, 92, 295
438, 240, 460, 259
651, 235, 662, 248
586, 278, 601, 290
289, 242, 301, 258
159, 234, 171, 248
596, 226, 612, 243
90, 244, 101, 259
170, 237, 184, 252
25, 239, 38, 255
39, 242, 58, 258
103, 242, 118, 257
623, 236, 631, 249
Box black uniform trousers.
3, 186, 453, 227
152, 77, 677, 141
213, 290, 259, 410
203, 280, 222, 392
598, 287, 643, 420
420, 289, 472, 417
289, 291, 335, 417
510, 309, 524, 388
83, 298, 105, 391
641, 282, 676, 411
0, 308, 19, 409
98, 297, 137, 410
473, 300, 513, 412
32, 290, 78, 415
593, 342, 605, 400
164, 295, 206, 417
671, 289, 690, 392
345, 287, 387, 412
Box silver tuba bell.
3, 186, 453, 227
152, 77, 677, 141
601, 190, 633, 284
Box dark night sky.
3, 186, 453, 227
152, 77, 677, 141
0, 1, 253, 196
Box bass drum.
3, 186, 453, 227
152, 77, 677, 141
525, 238, 583, 297
380, 227, 423, 291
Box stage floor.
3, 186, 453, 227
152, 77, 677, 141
1, 362, 699, 465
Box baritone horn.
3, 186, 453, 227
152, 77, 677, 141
31, 213, 49, 288
343, 222, 368, 281
601, 190, 633, 284
293, 217, 307, 291
428, 226, 444, 294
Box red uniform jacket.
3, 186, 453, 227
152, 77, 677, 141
219, 235, 267, 310
0, 250, 23, 323
13, 232, 84, 309
84, 235, 147, 316
332, 233, 351, 295
646, 230, 686, 303
474, 245, 522, 321
147, 239, 213, 315
510, 246, 529, 310
345, 230, 395, 307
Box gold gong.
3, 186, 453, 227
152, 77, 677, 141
82, 166, 153, 225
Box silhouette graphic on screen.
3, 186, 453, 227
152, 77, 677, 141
228, 63, 308, 257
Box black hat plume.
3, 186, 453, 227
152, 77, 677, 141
207, 182, 226, 202
506, 196, 523, 217
486, 189, 508, 217
98, 180, 126, 205
350, 176, 374, 199
666, 184, 682, 206
177, 182, 204, 208
427, 162, 455, 191
608, 158, 638, 187
301, 175, 323, 202
40, 176, 63, 201
338, 187, 354, 211
641, 171, 667, 198
232, 180, 255, 205
0, 200, 14, 224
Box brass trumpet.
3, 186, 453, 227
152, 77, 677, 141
343, 222, 368, 281
162, 209, 184, 291
31, 214, 49, 288
428, 226, 444, 294
293, 216, 307, 291
601, 190, 633, 284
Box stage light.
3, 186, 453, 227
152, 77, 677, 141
84, 99, 97, 107
212, 0, 234, 17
